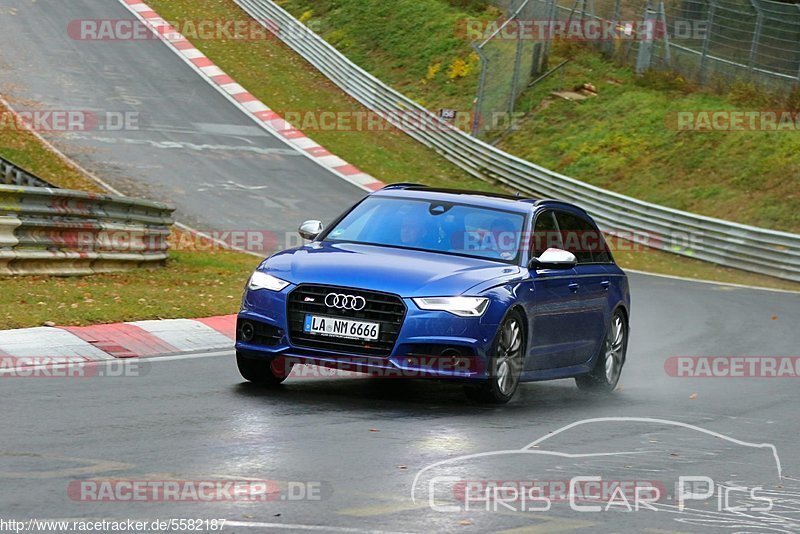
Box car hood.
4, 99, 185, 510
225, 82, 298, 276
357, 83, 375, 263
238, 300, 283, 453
261, 242, 522, 297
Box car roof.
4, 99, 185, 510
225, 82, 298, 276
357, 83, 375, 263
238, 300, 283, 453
374, 185, 533, 213
374, 184, 590, 217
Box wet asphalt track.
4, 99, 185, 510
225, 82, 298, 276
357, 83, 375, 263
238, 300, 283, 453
1, 1, 799, 532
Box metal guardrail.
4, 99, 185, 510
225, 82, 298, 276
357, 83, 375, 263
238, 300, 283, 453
0, 174, 174, 276
234, 0, 800, 282
1, 155, 53, 188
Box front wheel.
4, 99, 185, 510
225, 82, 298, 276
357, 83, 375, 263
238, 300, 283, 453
237, 353, 292, 387
576, 310, 627, 392
465, 310, 525, 404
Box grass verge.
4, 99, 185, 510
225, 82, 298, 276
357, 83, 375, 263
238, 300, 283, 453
0, 98, 103, 192
0, 249, 258, 329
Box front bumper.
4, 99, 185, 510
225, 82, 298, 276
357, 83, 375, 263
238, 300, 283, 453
236, 286, 504, 380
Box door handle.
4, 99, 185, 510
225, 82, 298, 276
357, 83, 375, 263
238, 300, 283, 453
601, 280, 610, 290
568, 283, 579, 293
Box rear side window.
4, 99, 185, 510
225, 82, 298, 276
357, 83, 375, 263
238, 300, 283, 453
554, 211, 611, 264
531, 211, 562, 258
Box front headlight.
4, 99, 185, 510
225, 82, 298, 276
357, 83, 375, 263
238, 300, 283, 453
247, 271, 291, 292
413, 296, 489, 317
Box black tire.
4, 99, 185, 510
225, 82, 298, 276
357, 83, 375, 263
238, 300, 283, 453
464, 309, 525, 404
237, 353, 292, 387
576, 309, 627, 392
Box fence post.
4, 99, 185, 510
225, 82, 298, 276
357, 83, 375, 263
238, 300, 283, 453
471, 43, 489, 137
636, 2, 657, 73
510, 14, 524, 114
658, 1, 671, 65
748, 0, 763, 73
699, 0, 716, 83
566, 0, 582, 26
604, 0, 622, 57
543, 0, 559, 69
796, 4, 800, 81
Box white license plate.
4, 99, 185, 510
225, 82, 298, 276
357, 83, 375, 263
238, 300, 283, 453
303, 315, 380, 341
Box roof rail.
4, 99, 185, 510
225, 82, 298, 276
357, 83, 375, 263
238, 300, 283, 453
380, 183, 429, 191
534, 199, 589, 213
382, 185, 535, 201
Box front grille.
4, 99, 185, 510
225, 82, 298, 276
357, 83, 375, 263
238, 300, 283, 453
287, 284, 406, 357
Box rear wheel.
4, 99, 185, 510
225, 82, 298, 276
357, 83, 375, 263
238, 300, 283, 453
576, 310, 627, 392
237, 353, 293, 387
465, 310, 525, 404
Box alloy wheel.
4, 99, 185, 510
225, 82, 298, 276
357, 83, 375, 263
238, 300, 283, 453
495, 317, 523, 395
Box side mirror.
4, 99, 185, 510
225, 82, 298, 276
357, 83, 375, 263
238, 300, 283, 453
529, 248, 577, 270
298, 220, 323, 241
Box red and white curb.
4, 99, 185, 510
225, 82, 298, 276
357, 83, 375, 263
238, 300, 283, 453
0, 315, 355, 380
118, 0, 386, 193
0, 315, 235, 366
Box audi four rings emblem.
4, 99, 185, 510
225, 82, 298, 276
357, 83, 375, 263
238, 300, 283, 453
325, 293, 366, 311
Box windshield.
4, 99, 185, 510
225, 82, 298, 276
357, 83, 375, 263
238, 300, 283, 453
324, 196, 526, 263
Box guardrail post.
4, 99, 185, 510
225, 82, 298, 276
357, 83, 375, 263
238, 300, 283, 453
0, 215, 21, 248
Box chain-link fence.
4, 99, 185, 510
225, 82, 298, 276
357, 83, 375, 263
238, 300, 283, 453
476, 0, 800, 136
652, 0, 800, 90
472, 0, 550, 136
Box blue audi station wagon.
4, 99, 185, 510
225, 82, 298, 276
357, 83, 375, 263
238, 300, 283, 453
236, 185, 630, 403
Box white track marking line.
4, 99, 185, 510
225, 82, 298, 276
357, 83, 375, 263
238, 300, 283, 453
139, 350, 234, 362
625, 268, 800, 294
